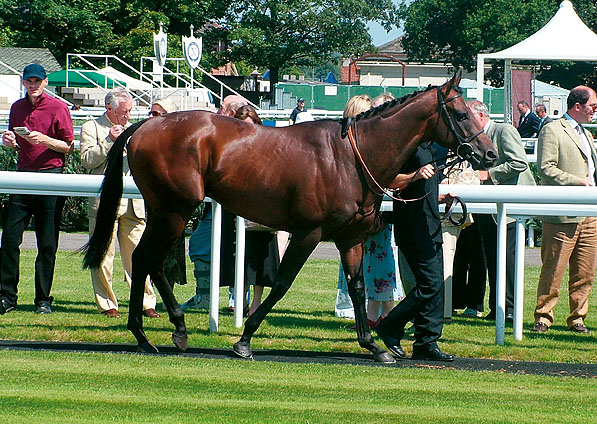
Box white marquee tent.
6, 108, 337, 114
476, 0, 597, 122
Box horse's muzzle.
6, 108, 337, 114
469, 149, 498, 170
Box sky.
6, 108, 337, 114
368, 20, 403, 46
367, 0, 406, 46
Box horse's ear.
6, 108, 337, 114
441, 71, 462, 95
452, 70, 462, 87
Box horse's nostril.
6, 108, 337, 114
486, 150, 498, 160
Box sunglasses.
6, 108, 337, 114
148, 111, 163, 117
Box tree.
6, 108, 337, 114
220, 0, 400, 103
0, 0, 227, 69
397, 0, 597, 87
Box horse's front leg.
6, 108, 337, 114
339, 243, 395, 364
233, 228, 322, 359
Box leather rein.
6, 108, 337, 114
346, 87, 482, 199
345, 86, 480, 224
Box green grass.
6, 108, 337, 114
1, 250, 595, 363
0, 350, 595, 424
1, 248, 596, 423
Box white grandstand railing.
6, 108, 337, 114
1, 171, 597, 344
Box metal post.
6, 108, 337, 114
527, 223, 535, 248
513, 218, 526, 341
495, 203, 507, 345
209, 201, 222, 333
234, 217, 246, 327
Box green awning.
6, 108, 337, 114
47, 69, 126, 88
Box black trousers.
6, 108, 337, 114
452, 222, 487, 311
383, 237, 444, 350
474, 214, 516, 315
0, 188, 64, 306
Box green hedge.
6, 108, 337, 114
0, 148, 90, 232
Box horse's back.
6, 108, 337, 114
127, 111, 363, 232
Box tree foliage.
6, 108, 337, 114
398, 0, 597, 87
220, 0, 400, 99
0, 0, 226, 67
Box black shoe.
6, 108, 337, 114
506, 313, 514, 322
0, 298, 16, 315
411, 347, 455, 362
375, 322, 406, 359
532, 322, 548, 332
35, 301, 52, 314
569, 323, 590, 333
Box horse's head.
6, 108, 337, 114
435, 73, 497, 170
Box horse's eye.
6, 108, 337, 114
456, 112, 468, 122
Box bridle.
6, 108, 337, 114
345, 85, 484, 204
435, 86, 485, 165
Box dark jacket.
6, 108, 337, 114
392, 145, 442, 244
517, 112, 541, 138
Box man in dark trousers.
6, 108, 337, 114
376, 144, 455, 362
0, 63, 74, 315
517, 101, 540, 138
468, 100, 535, 321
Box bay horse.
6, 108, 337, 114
83, 73, 497, 363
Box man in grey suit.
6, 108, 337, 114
535, 104, 553, 133
467, 100, 536, 321
532, 86, 597, 334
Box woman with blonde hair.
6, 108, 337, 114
343, 94, 371, 119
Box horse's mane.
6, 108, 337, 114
340, 84, 463, 137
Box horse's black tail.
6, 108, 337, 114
81, 119, 147, 269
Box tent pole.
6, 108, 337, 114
504, 59, 512, 124
476, 55, 485, 102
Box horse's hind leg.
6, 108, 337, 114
127, 235, 156, 352
233, 228, 322, 359
128, 212, 189, 352
339, 243, 395, 364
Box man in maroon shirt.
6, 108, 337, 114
0, 63, 74, 315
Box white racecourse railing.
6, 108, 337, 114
2, 171, 597, 345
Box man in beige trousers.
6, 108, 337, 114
533, 86, 597, 334
80, 87, 159, 318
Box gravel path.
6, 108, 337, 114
16, 231, 542, 265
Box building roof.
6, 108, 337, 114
0, 47, 62, 76
377, 37, 404, 55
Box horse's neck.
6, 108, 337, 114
358, 98, 437, 187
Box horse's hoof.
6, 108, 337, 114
233, 341, 253, 359
137, 342, 159, 353
172, 332, 188, 352
375, 351, 397, 364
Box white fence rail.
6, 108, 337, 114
2, 171, 597, 344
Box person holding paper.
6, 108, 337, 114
0, 63, 74, 315
80, 87, 159, 318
